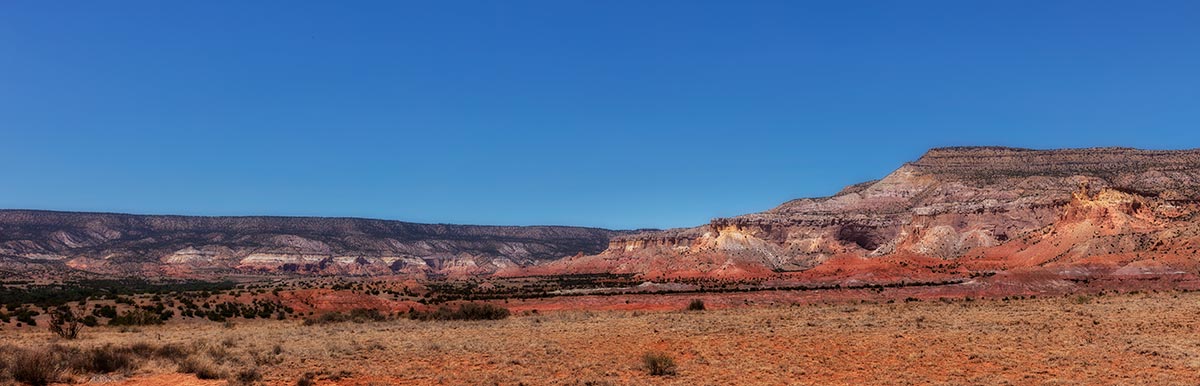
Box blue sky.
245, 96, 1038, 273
2, 1, 1198, 229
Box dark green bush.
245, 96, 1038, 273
108, 309, 164, 326
686, 299, 705, 311
409, 303, 510, 321
303, 308, 389, 325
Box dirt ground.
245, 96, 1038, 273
4, 290, 1200, 385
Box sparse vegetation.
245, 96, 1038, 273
408, 303, 510, 321
108, 309, 165, 326
302, 308, 388, 325
232, 367, 263, 385
48, 305, 83, 339
642, 351, 677, 376
178, 354, 226, 380
686, 299, 705, 311
7, 348, 59, 386
296, 372, 317, 386
75, 345, 136, 374
1, 284, 1198, 384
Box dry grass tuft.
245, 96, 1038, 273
8, 348, 61, 386
177, 354, 226, 380
642, 351, 677, 376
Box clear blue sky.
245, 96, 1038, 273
2, 1, 1198, 229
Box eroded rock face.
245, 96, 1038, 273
550, 147, 1200, 279
7, 146, 1200, 282
0, 211, 631, 278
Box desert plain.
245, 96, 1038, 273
1, 288, 1198, 386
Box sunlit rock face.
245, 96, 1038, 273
549, 147, 1200, 279
7, 146, 1200, 282
0, 211, 631, 278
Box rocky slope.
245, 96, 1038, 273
541, 147, 1200, 280
0, 210, 632, 279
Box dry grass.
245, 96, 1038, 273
1, 291, 1199, 385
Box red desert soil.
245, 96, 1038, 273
8, 290, 1200, 385
99, 374, 223, 386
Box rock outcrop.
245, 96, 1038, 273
7, 146, 1200, 282
544, 147, 1200, 279
0, 211, 632, 278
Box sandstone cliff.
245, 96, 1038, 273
543, 147, 1200, 279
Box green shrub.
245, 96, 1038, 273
108, 309, 164, 326
409, 303, 510, 321
303, 308, 390, 325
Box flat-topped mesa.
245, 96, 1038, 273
576, 146, 1200, 278
0, 210, 633, 278
911, 146, 1200, 182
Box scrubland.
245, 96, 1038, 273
1, 290, 1199, 385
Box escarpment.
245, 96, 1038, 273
7, 146, 1200, 282
549, 147, 1200, 279
0, 211, 633, 278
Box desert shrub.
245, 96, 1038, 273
348, 308, 387, 322
0, 348, 8, 381
302, 312, 346, 325
48, 306, 84, 340
14, 308, 38, 326
452, 303, 510, 320
303, 308, 389, 325
108, 309, 164, 326
9, 348, 61, 386
232, 367, 262, 385
74, 345, 135, 374
153, 343, 192, 361
642, 351, 676, 376
203, 344, 233, 365
296, 372, 316, 386
124, 341, 190, 362
325, 370, 353, 380
686, 299, 705, 311
409, 303, 510, 321
178, 355, 225, 380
